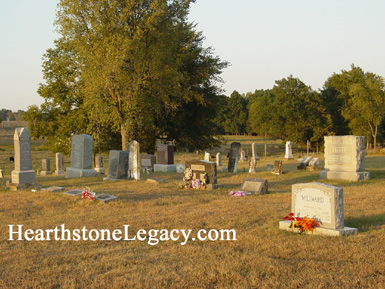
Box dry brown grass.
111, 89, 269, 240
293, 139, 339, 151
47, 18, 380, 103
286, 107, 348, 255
1, 127, 385, 288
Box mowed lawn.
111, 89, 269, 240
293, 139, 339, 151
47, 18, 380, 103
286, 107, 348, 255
1, 128, 385, 288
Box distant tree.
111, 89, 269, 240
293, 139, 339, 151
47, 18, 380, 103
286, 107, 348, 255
223, 91, 248, 134
323, 65, 385, 148
248, 76, 330, 145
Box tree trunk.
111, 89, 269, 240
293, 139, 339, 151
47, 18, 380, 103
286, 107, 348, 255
121, 124, 129, 151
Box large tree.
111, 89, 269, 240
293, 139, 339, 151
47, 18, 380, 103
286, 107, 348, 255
46, 0, 227, 152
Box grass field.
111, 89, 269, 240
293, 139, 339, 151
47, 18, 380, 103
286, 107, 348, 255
1, 124, 385, 288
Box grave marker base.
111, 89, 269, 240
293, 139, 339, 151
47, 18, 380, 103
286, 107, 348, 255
6, 182, 42, 191
320, 170, 370, 181
66, 167, 98, 179
154, 164, 176, 172
279, 220, 358, 236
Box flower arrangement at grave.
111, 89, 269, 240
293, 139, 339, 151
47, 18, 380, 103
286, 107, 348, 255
229, 191, 246, 197
180, 168, 208, 189
82, 187, 96, 201
283, 213, 320, 233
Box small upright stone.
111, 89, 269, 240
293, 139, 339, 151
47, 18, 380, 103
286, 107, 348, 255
94, 156, 105, 174
271, 160, 282, 175
216, 152, 222, 167
228, 142, 241, 172
131, 140, 140, 181
40, 158, 52, 176
285, 141, 294, 159
55, 153, 65, 176
66, 134, 98, 178
141, 154, 156, 171
251, 143, 259, 160
239, 149, 246, 163
104, 150, 129, 180
204, 152, 210, 161
249, 158, 256, 173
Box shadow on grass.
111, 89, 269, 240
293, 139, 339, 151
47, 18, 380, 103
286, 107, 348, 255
345, 214, 385, 232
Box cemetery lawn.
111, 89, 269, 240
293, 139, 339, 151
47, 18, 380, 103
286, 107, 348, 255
1, 133, 385, 288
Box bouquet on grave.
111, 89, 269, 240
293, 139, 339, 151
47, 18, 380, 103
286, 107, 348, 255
283, 213, 320, 233
82, 187, 96, 201
180, 169, 208, 189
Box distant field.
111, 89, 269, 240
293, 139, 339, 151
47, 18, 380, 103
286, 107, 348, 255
1, 125, 385, 288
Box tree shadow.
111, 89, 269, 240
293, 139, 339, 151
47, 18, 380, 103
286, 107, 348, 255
345, 214, 385, 233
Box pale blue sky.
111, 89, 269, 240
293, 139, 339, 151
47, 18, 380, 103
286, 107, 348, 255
1, 0, 385, 111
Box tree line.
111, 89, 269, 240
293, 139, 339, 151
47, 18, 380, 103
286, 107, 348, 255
214, 65, 385, 150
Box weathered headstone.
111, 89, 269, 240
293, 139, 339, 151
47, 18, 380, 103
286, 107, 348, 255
94, 156, 105, 174
228, 142, 241, 172
216, 152, 222, 167
249, 158, 256, 173
279, 182, 358, 236
266, 164, 274, 171
66, 134, 98, 178
320, 136, 370, 181
63, 189, 83, 196
104, 150, 129, 180
285, 141, 294, 159
7, 128, 39, 190
95, 193, 118, 203
239, 149, 246, 163
55, 153, 65, 176
204, 152, 210, 161
176, 163, 186, 173
185, 159, 217, 187
297, 156, 313, 170
131, 140, 140, 181
240, 178, 268, 195
40, 158, 52, 176
141, 154, 156, 171
306, 158, 321, 171
0, 169, 4, 178
251, 143, 259, 160
271, 160, 282, 175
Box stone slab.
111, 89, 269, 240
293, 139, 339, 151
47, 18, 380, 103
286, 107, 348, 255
279, 220, 358, 236
42, 186, 65, 192
95, 194, 118, 203
320, 170, 370, 182
176, 163, 185, 173
63, 189, 83, 196
240, 178, 268, 195
11, 170, 36, 184
154, 164, 176, 173
66, 167, 98, 179
6, 182, 42, 191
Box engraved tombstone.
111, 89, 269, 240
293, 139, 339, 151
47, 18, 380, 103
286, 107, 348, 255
251, 143, 259, 160
185, 159, 217, 186
141, 154, 156, 171
7, 127, 38, 190
204, 152, 210, 161
228, 142, 241, 173
157, 144, 174, 165
66, 134, 97, 178
239, 149, 246, 163
279, 182, 358, 236
55, 152, 65, 176
271, 160, 282, 175
320, 136, 370, 181
249, 158, 256, 173
104, 150, 129, 180
216, 152, 222, 167
40, 158, 52, 176
240, 178, 268, 195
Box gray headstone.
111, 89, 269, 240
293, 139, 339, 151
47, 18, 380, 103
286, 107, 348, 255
228, 142, 241, 172
240, 178, 268, 195
216, 152, 222, 166
141, 154, 156, 171
95, 194, 118, 203
40, 158, 52, 176
55, 152, 65, 176
105, 150, 129, 179
63, 189, 83, 196
94, 155, 105, 174
66, 134, 97, 178
185, 159, 217, 185
11, 127, 36, 185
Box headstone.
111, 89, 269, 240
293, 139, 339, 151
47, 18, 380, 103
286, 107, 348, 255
279, 182, 358, 236
40, 158, 52, 176
63, 189, 83, 196
131, 140, 140, 181
103, 150, 129, 180
285, 141, 294, 159
7, 128, 39, 190
271, 160, 282, 175
55, 153, 65, 176
141, 154, 156, 171
6, 117, 10, 127
297, 156, 313, 170
42, 186, 65, 192
240, 178, 268, 195
94, 156, 105, 174
146, 178, 166, 184
251, 143, 259, 160
239, 149, 246, 163
266, 164, 274, 171
228, 142, 241, 172
153, 164, 177, 172
185, 159, 217, 187
216, 153, 222, 166
66, 134, 98, 178
320, 136, 370, 181
306, 158, 321, 171
157, 144, 174, 164
204, 152, 210, 161
249, 158, 256, 173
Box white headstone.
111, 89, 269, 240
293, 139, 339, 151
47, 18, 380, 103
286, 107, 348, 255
216, 152, 222, 167
285, 141, 294, 159
204, 152, 210, 161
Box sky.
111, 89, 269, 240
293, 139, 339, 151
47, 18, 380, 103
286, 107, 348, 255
1, 0, 385, 111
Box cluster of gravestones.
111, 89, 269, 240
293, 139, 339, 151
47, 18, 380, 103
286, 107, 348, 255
3, 128, 370, 236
